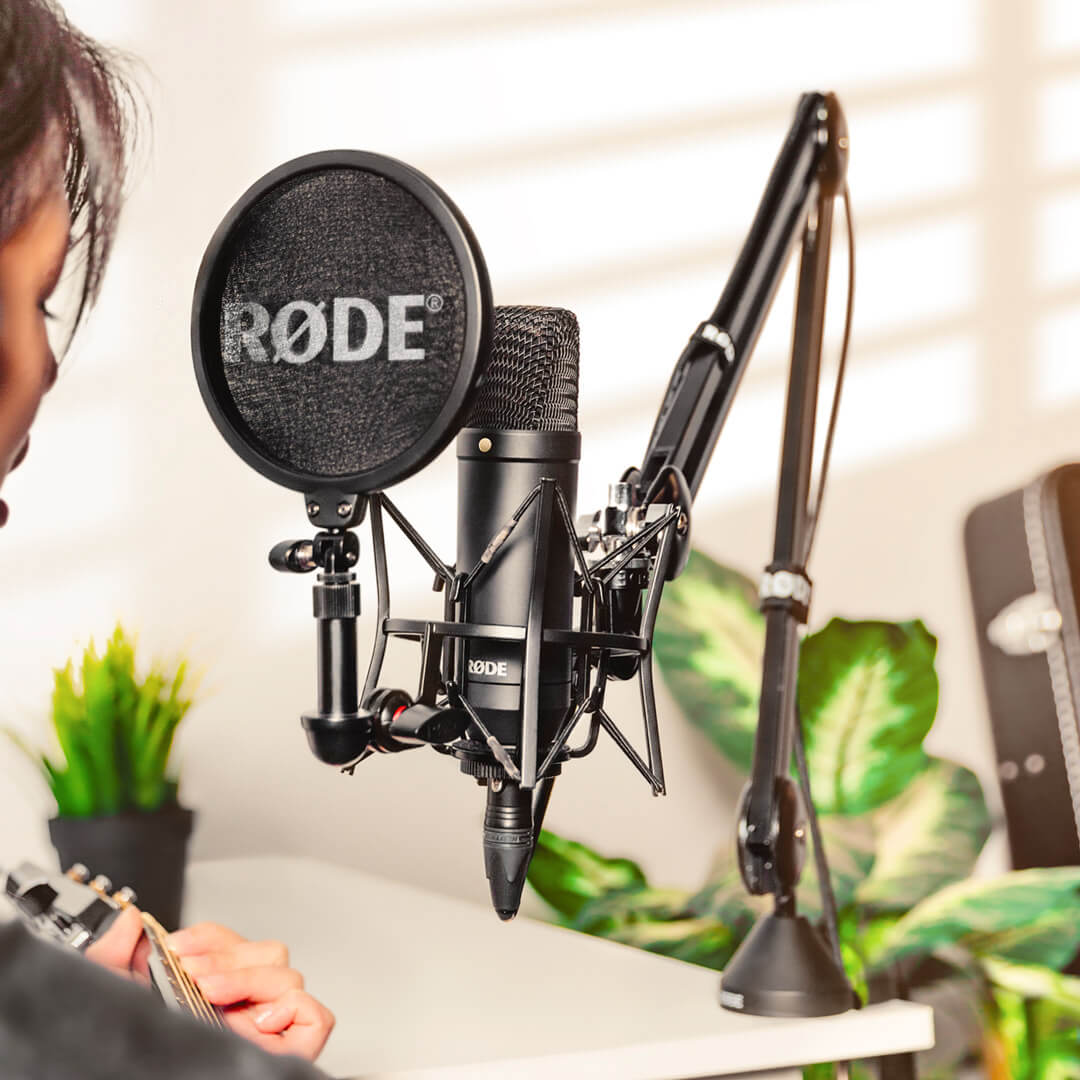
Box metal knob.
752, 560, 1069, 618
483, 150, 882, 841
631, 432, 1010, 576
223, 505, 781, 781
65, 863, 90, 883
112, 886, 137, 907
89, 874, 113, 895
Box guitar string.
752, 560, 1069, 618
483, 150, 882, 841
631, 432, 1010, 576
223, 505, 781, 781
148, 917, 214, 1024
141, 913, 226, 1029
167, 933, 227, 1029
171, 935, 226, 1029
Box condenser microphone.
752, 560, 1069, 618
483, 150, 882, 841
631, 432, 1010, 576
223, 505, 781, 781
454, 306, 580, 919
192, 150, 678, 925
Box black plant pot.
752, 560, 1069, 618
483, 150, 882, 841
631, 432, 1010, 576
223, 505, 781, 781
49, 804, 194, 931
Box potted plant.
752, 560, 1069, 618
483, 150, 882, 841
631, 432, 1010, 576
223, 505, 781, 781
8, 625, 196, 929
527, 550, 1080, 1078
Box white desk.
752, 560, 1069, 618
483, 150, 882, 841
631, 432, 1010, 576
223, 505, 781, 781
184, 857, 933, 1080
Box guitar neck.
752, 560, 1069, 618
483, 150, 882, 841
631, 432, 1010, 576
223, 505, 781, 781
140, 911, 228, 1031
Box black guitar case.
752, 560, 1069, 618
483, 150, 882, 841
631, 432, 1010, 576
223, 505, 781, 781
965, 465, 1080, 975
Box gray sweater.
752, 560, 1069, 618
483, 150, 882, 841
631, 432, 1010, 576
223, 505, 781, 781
0, 921, 329, 1079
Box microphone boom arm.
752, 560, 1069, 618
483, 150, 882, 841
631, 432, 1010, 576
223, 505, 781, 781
618, 89, 858, 1016
636, 91, 849, 905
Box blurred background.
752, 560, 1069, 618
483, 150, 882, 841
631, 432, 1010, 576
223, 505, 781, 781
1, 0, 1077, 913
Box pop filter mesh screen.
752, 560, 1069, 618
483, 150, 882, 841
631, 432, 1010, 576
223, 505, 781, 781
217, 168, 468, 478
467, 306, 578, 432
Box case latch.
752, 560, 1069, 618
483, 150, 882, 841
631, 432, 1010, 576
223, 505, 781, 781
987, 591, 1063, 656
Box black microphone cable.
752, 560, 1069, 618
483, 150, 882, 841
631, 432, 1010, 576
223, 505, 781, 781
793, 181, 856, 988
800, 181, 855, 568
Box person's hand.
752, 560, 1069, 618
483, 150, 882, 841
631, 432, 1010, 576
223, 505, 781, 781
84, 904, 151, 980
168, 922, 335, 1061
85, 910, 335, 1061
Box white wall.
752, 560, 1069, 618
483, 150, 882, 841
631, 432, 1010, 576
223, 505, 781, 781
2, 0, 1079, 912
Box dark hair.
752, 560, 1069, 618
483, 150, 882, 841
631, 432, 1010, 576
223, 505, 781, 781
0, 0, 135, 343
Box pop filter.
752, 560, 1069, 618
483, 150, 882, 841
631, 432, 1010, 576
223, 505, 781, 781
191, 151, 492, 497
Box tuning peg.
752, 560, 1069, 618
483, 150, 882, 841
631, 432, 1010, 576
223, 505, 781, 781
112, 886, 137, 907
89, 874, 113, 895
65, 863, 90, 883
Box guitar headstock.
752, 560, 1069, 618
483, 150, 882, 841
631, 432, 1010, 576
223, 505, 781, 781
3, 861, 135, 951
3, 861, 226, 1029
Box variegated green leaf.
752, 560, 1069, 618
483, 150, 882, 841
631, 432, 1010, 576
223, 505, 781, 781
527, 830, 647, 921
982, 957, 1080, 1018
1032, 1044, 1080, 1078
990, 986, 1032, 1079
798, 619, 938, 815
653, 550, 765, 772
972, 908, 1080, 970
688, 860, 766, 945
570, 885, 738, 970
866, 867, 1080, 971
590, 913, 736, 971
796, 813, 877, 921
855, 758, 991, 912
855, 913, 902, 971
985, 980, 1080, 1077
570, 886, 689, 940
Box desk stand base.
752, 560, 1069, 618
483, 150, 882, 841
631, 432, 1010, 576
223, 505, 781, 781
719, 912, 854, 1018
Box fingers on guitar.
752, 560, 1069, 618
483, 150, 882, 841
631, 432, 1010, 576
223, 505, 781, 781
254, 988, 332, 1032
195, 964, 304, 1006
250, 989, 336, 1058
166, 921, 246, 955
179, 939, 289, 977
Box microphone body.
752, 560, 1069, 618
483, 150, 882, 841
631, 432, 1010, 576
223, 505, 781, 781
453, 305, 581, 918
455, 428, 580, 754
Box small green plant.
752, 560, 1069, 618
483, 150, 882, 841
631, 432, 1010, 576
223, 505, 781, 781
527, 550, 1080, 1078
7, 626, 193, 817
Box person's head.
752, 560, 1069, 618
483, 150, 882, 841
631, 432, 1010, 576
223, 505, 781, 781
0, 0, 133, 522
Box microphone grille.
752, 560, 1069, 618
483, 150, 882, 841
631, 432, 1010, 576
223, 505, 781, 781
466, 306, 578, 431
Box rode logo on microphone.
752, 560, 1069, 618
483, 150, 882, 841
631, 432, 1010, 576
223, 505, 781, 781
223, 295, 437, 365
468, 658, 509, 678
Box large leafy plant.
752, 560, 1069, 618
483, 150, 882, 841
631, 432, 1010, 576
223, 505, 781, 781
527, 551, 1080, 1077
8, 626, 193, 817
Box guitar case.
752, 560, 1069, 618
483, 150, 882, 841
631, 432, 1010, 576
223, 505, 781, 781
965, 465, 1080, 974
